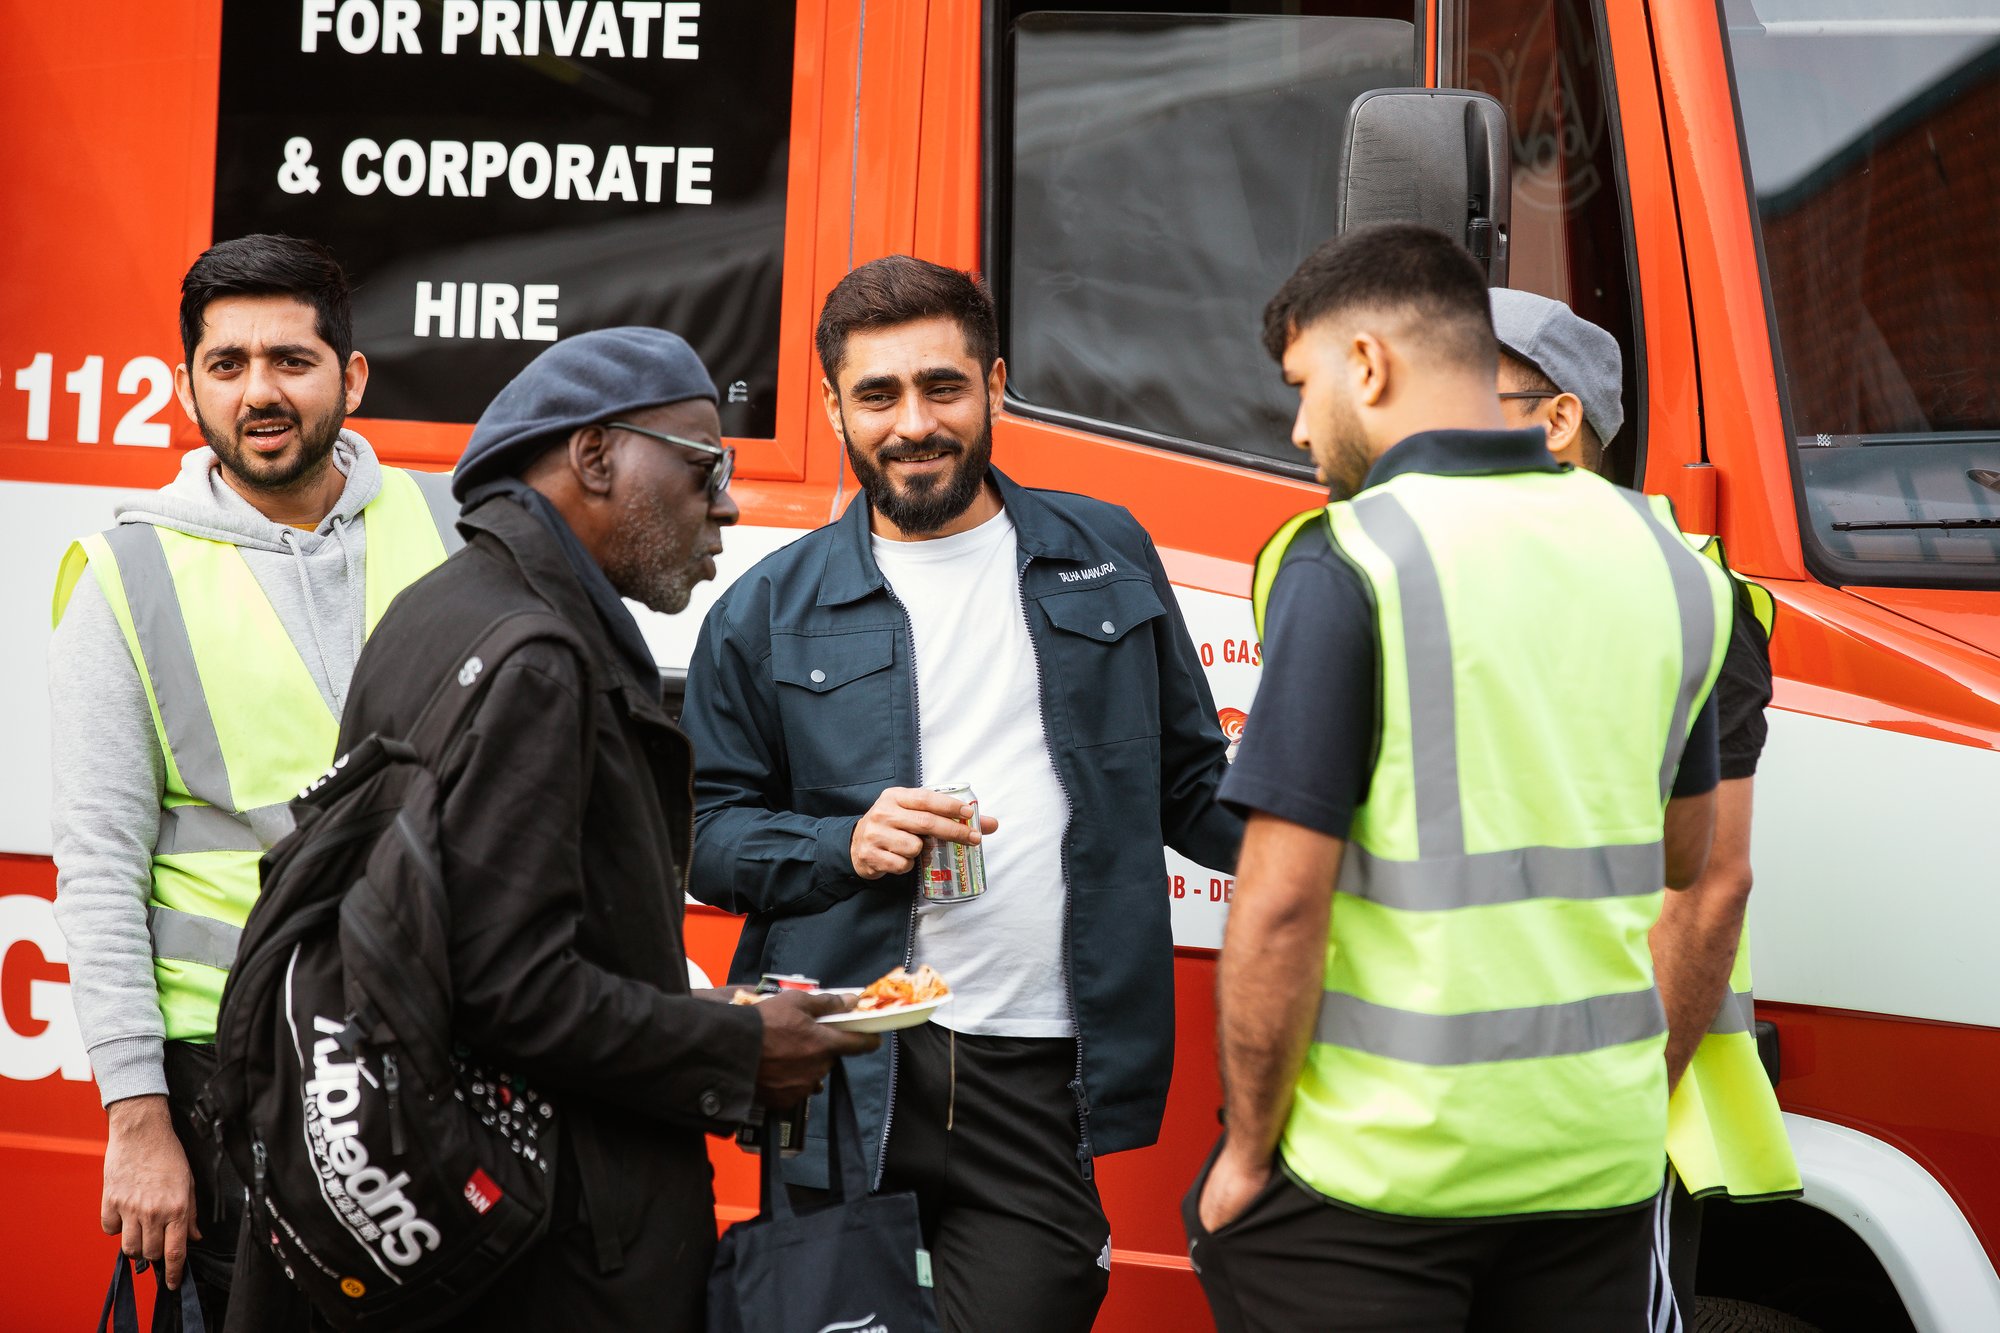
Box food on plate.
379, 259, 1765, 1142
854, 964, 950, 1012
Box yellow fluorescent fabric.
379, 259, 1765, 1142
54, 467, 448, 1041
1665, 533, 1799, 1201
1255, 464, 1732, 1218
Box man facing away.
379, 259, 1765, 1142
1189, 223, 1733, 1331
1490, 287, 1801, 1317
48, 235, 454, 1324
226, 327, 877, 1331
681, 255, 1243, 1332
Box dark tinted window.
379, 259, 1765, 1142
1725, 1, 2000, 585
1001, 6, 1420, 468
1457, 0, 1641, 484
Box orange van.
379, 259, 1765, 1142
3, 3, 1995, 1329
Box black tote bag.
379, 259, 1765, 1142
708, 1060, 940, 1333
95, 1251, 206, 1333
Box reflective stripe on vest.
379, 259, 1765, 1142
1662, 533, 1799, 1200
51, 466, 449, 1041
1256, 467, 1733, 1218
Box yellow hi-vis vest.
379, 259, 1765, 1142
50, 466, 455, 1043
1250, 468, 1731, 1218
1664, 535, 1802, 1202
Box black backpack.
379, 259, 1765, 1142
196, 609, 587, 1329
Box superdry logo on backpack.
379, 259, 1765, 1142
297, 996, 442, 1272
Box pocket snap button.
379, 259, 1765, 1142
810, 669, 827, 684
1100, 620, 1115, 635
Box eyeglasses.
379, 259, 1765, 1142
604, 420, 734, 499
1497, 390, 1561, 402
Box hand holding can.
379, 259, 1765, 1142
850, 785, 998, 880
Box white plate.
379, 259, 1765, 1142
816, 996, 949, 1032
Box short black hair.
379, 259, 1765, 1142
1262, 223, 1497, 371
816, 255, 999, 382
180, 235, 354, 366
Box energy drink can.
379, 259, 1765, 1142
922, 782, 987, 904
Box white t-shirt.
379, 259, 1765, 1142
871, 508, 1074, 1037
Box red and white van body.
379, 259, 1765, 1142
2, 3, 1994, 1328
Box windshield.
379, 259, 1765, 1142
1724, 0, 2000, 586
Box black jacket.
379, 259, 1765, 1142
683, 469, 1241, 1189
335, 494, 762, 1323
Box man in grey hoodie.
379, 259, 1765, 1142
48, 235, 456, 1325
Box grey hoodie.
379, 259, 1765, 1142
49, 432, 386, 1105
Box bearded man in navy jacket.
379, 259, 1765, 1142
682, 255, 1242, 1333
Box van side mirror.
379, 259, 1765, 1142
1337, 88, 1512, 286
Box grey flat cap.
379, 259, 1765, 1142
454, 326, 717, 499
1489, 289, 1624, 449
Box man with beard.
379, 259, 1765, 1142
48, 234, 455, 1325
681, 254, 1243, 1333
224, 326, 875, 1331
1186, 224, 1729, 1331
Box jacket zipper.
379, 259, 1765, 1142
873, 585, 924, 1191
1017, 558, 1093, 1180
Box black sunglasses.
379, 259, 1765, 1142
604, 420, 734, 499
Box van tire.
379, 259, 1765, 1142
1692, 1297, 1821, 1333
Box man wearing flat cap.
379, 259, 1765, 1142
1491, 289, 1800, 1322
225, 328, 875, 1331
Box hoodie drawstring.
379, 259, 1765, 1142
280, 527, 347, 717
334, 515, 365, 662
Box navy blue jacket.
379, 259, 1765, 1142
683, 469, 1242, 1187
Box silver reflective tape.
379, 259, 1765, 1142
147, 905, 242, 972
1618, 492, 1721, 800
154, 801, 295, 855
1316, 985, 1666, 1066
1352, 492, 1463, 857
102, 526, 236, 811
1706, 988, 1754, 1036
405, 467, 465, 555
1337, 840, 1667, 912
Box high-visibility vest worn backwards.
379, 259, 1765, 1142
1251, 466, 1732, 1218
50, 467, 452, 1043
1665, 535, 1801, 1202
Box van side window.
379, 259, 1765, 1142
997, 4, 1421, 471
1456, 0, 1643, 484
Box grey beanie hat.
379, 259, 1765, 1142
1488, 288, 1624, 449
453, 326, 718, 499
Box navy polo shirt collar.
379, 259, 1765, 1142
1360, 427, 1565, 493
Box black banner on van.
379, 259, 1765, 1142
211, 1, 794, 438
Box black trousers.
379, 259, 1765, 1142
794, 1025, 1110, 1333
1666, 1172, 1702, 1317
163, 1040, 241, 1331
1184, 1139, 1678, 1332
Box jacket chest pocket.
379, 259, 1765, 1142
771, 629, 902, 791
1037, 579, 1168, 748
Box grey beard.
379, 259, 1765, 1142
607, 484, 700, 614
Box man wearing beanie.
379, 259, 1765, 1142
226, 328, 876, 1331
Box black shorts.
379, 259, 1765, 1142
1184, 1138, 1680, 1332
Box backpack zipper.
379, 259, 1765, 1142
873, 584, 924, 1192
250, 1137, 269, 1204
1016, 558, 1093, 1180
382, 1052, 408, 1157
